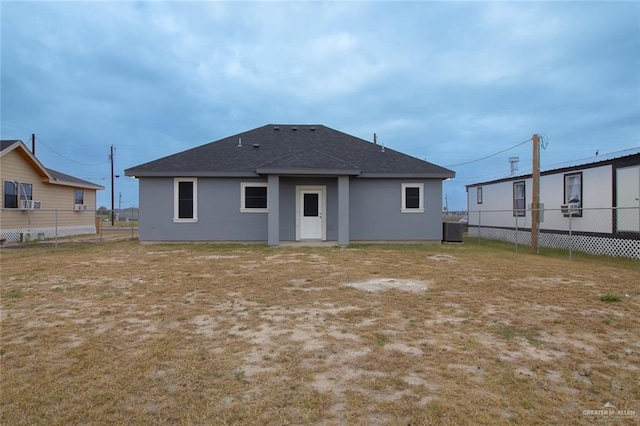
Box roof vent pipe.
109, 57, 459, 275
374, 133, 377, 145
274, 126, 280, 131
238, 137, 242, 147
292, 127, 298, 131
253, 144, 260, 149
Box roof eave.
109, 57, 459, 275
48, 180, 105, 190
359, 172, 455, 179
256, 168, 361, 176
125, 170, 260, 178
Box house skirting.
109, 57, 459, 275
0, 225, 97, 243
468, 226, 640, 259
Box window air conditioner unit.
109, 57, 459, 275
74, 204, 88, 211
561, 202, 581, 217
20, 200, 41, 210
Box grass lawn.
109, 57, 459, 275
1, 239, 638, 425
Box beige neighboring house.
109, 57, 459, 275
1, 140, 104, 242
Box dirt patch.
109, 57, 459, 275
343, 278, 430, 293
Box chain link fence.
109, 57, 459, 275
0, 209, 138, 247
467, 207, 640, 259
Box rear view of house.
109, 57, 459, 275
1, 140, 104, 242
125, 124, 455, 245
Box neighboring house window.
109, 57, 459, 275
20, 183, 33, 202
563, 172, 582, 217
174, 178, 198, 222
241, 183, 268, 212
513, 181, 526, 217
3, 181, 18, 208
75, 189, 84, 205
477, 187, 483, 204
564, 172, 582, 205
3, 181, 32, 208
401, 183, 424, 212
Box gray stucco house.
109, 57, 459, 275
125, 124, 455, 245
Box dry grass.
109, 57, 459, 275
1, 238, 639, 425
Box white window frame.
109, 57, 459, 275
173, 178, 198, 223
240, 182, 268, 213
401, 183, 424, 213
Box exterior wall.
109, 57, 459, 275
139, 177, 269, 242
468, 165, 613, 233
1, 149, 98, 241
349, 178, 443, 241
139, 176, 444, 243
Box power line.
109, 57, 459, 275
445, 138, 531, 168
35, 136, 110, 166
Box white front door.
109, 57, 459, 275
297, 187, 325, 240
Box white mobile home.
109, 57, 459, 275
466, 148, 639, 258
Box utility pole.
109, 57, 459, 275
531, 134, 540, 254
119, 192, 122, 211
110, 145, 115, 226
444, 194, 448, 214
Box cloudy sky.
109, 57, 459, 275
2, 1, 639, 211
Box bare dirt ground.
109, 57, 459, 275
1, 238, 638, 425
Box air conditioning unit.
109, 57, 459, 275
74, 204, 88, 211
20, 200, 42, 210
561, 202, 581, 217
443, 221, 464, 243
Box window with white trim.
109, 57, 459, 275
401, 183, 424, 212
3, 181, 18, 208
241, 182, 268, 212
3, 181, 32, 209
513, 181, 525, 217
174, 178, 198, 222
75, 189, 84, 205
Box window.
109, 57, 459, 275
241, 183, 268, 212
401, 183, 424, 212
563, 172, 582, 217
173, 178, 198, 222
477, 187, 483, 204
20, 183, 33, 202
75, 189, 84, 205
3, 181, 33, 209
3, 181, 18, 208
513, 181, 526, 217
564, 172, 582, 204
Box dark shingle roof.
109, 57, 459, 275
0, 140, 21, 151
125, 124, 455, 179
46, 168, 104, 189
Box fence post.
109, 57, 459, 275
55, 209, 58, 249
515, 214, 519, 252
100, 213, 103, 243
568, 212, 573, 261
131, 211, 135, 240
478, 211, 482, 243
